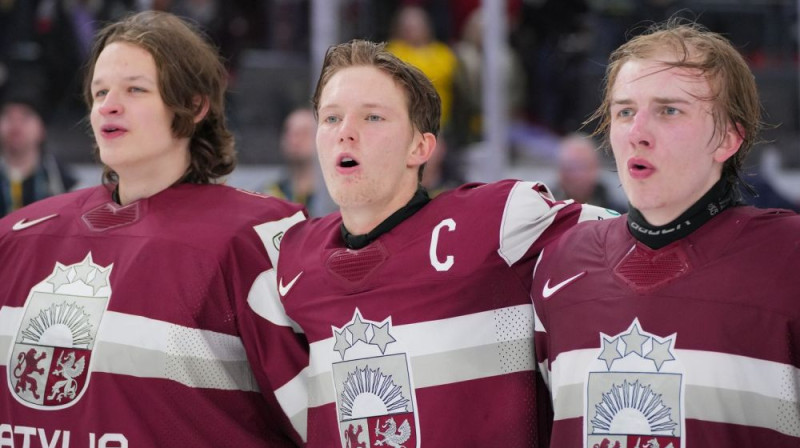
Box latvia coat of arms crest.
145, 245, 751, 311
331, 309, 420, 448
7, 253, 112, 410
585, 319, 685, 448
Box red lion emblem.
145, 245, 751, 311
13, 348, 47, 399
344, 424, 367, 448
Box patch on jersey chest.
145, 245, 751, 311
585, 319, 685, 448
82, 201, 140, 231
331, 309, 420, 448
7, 253, 113, 410
614, 244, 689, 293
327, 242, 388, 285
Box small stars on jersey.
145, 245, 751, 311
348, 313, 370, 344
49, 265, 71, 292
370, 322, 396, 354
646, 337, 676, 371
597, 319, 678, 372
599, 336, 623, 370
621, 324, 649, 357
73, 259, 95, 285
331, 308, 397, 359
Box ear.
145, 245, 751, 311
407, 132, 437, 168
713, 122, 744, 163
192, 95, 210, 124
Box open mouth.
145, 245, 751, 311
338, 156, 359, 168
627, 158, 654, 178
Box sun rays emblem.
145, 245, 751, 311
332, 308, 420, 448
591, 379, 678, 435
8, 252, 113, 410
20, 302, 95, 348
585, 319, 684, 448
339, 366, 411, 419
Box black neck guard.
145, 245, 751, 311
627, 178, 742, 249
341, 186, 431, 250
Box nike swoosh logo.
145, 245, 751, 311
542, 271, 586, 299
12, 214, 59, 231
278, 271, 303, 297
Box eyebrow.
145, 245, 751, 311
318, 102, 391, 113
91, 75, 156, 86
612, 97, 692, 106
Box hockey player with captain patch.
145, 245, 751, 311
275, 39, 618, 447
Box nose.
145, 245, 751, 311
97, 91, 123, 116
337, 116, 357, 143
628, 111, 652, 148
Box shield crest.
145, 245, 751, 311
7, 253, 112, 410
331, 309, 420, 448
585, 319, 685, 448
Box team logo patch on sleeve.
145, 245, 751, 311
7, 253, 113, 410
585, 319, 685, 448
331, 309, 420, 448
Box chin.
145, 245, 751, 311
331, 188, 375, 209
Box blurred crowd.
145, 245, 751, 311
0, 0, 798, 216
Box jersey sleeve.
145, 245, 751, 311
225, 204, 309, 445
496, 180, 619, 281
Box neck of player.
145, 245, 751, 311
115, 151, 191, 206
340, 181, 419, 235
627, 177, 740, 249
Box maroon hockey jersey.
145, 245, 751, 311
532, 206, 800, 447
277, 180, 619, 447
0, 184, 308, 447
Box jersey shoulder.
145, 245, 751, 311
184, 184, 305, 226
281, 211, 341, 248
0, 185, 107, 230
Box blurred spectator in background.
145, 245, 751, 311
513, 0, 591, 134
0, 80, 75, 216
0, 0, 99, 116
387, 5, 457, 128
420, 138, 463, 198
450, 7, 525, 150
742, 147, 799, 211
550, 132, 624, 212
164, 0, 262, 80
262, 107, 316, 207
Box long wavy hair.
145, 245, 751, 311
83, 10, 235, 185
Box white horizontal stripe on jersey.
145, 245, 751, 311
306, 304, 534, 408
307, 339, 534, 408
552, 348, 799, 403
553, 383, 800, 438
1, 306, 258, 392
275, 365, 309, 442
549, 347, 800, 437
99, 311, 248, 361
308, 304, 533, 376
498, 181, 566, 266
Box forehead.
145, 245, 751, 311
93, 41, 157, 79
612, 55, 712, 100
320, 65, 406, 106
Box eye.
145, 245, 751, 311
93, 89, 108, 99
615, 108, 634, 119
323, 115, 340, 124
663, 106, 679, 116
128, 86, 146, 93
366, 114, 383, 122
